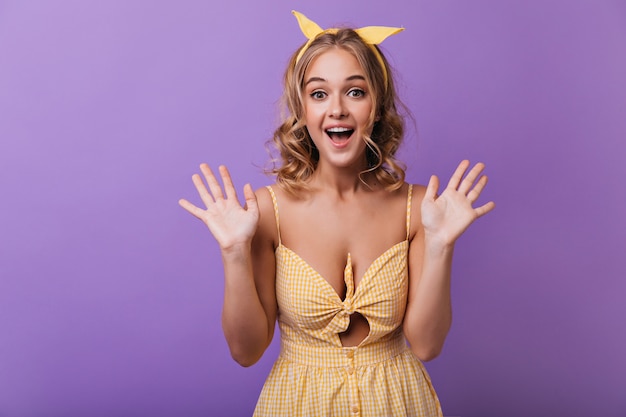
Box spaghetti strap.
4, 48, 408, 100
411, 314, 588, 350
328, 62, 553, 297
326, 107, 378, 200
265, 186, 282, 245
405, 184, 413, 241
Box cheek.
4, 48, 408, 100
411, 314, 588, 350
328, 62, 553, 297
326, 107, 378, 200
303, 105, 325, 124
356, 100, 374, 119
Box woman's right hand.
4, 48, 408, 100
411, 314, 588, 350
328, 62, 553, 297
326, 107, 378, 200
179, 164, 259, 251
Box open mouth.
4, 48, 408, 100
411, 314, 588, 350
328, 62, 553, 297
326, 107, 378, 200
325, 127, 354, 143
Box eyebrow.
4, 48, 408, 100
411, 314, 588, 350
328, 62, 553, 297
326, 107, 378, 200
304, 75, 366, 86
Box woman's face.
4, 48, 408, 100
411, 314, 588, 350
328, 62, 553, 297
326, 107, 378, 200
302, 47, 373, 170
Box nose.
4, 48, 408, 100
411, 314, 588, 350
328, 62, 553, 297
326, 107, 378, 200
329, 96, 347, 118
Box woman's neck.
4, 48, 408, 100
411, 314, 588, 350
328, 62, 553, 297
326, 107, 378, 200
307, 163, 377, 199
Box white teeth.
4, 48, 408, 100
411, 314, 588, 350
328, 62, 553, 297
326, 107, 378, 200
326, 127, 351, 133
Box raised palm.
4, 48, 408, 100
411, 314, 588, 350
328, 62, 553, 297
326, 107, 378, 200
421, 160, 495, 246
179, 164, 259, 250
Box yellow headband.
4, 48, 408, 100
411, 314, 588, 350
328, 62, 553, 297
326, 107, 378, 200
292, 10, 404, 86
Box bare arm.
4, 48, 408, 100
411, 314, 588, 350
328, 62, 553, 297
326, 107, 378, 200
179, 164, 277, 367
403, 160, 495, 361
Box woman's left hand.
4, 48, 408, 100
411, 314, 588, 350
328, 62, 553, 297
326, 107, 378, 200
421, 160, 495, 247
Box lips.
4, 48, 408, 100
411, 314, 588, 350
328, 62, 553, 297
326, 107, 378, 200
325, 126, 354, 144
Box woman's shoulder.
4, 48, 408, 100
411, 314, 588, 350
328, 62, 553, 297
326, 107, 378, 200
255, 183, 290, 204
403, 181, 427, 240
253, 185, 280, 246
384, 181, 427, 202
254, 184, 275, 201
406, 181, 427, 200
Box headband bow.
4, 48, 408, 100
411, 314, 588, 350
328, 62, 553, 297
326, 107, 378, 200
292, 10, 404, 86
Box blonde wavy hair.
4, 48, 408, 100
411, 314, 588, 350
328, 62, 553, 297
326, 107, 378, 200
268, 28, 406, 194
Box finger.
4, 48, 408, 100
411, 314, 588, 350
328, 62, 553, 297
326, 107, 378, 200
446, 160, 471, 190
178, 198, 207, 220
242, 183, 259, 214
424, 175, 439, 202
200, 163, 225, 200
467, 174, 488, 203
219, 165, 239, 201
474, 201, 496, 218
458, 162, 486, 195
191, 173, 215, 207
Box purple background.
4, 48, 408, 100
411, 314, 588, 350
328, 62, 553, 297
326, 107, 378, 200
1, 1, 625, 416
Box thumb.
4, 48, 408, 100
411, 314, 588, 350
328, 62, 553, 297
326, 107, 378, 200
424, 175, 439, 201
242, 184, 258, 212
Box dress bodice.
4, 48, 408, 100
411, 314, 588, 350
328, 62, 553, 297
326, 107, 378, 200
266, 185, 412, 348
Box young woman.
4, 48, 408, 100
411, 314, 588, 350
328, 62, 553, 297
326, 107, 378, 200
179, 11, 495, 417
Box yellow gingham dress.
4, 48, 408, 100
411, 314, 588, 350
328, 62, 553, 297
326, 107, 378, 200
254, 185, 442, 417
